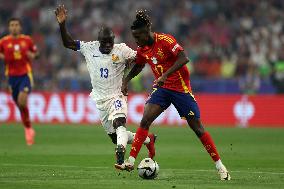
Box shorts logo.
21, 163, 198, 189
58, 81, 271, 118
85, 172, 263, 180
114, 100, 122, 110
188, 111, 194, 116
23, 87, 29, 92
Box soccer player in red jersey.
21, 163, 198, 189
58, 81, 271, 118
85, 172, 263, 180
0, 18, 38, 146
116, 10, 230, 180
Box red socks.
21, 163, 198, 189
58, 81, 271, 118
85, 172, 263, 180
199, 132, 220, 162
129, 127, 149, 158
20, 107, 31, 128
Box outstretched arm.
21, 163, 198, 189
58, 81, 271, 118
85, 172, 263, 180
156, 51, 189, 86
55, 5, 77, 50
121, 63, 145, 96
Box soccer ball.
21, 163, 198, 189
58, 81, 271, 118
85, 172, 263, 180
137, 158, 159, 179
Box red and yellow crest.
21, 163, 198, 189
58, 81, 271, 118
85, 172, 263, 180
157, 48, 164, 59
112, 54, 119, 62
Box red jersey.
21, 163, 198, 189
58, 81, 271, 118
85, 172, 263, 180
136, 32, 191, 93
0, 34, 37, 76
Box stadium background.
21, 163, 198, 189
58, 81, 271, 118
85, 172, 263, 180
1, 1, 284, 189
1, 0, 284, 127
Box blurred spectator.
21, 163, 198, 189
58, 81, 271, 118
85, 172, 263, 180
1, 0, 284, 93
270, 60, 284, 94
238, 64, 260, 95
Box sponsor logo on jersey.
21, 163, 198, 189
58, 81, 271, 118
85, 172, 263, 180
20, 41, 27, 48
157, 48, 164, 59
14, 44, 20, 51
7, 43, 12, 48
151, 57, 158, 64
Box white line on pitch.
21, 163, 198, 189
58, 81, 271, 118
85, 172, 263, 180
1, 163, 109, 169
2, 163, 284, 175
163, 168, 284, 175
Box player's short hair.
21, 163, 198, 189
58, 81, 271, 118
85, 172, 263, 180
8, 17, 22, 25
131, 10, 151, 30
98, 25, 114, 39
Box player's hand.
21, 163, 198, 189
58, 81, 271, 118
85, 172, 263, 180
121, 81, 128, 96
55, 4, 67, 24
26, 51, 36, 60
0, 53, 4, 60
156, 75, 167, 87
125, 58, 135, 69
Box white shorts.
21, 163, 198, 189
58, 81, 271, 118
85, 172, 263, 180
95, 94, 128, 134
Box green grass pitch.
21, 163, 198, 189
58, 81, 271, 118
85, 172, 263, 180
0, 123, 284, 189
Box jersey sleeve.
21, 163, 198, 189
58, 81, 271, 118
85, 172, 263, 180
120, 43, 136, 60
0, 39, 3, 53
135, 50, 146, 65
27, 37, 37, 53
76, 40, 95, 56
75, 40, 81, 52
162, 34, 184, 57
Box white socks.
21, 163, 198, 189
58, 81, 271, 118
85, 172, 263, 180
215, 159, 223, 170
128, 156, 136, 164
116, 126, 128, 148
126, 131, 150, 144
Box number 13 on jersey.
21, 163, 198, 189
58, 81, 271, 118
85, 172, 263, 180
114, 99, 122, 110
100, 68, 109, 78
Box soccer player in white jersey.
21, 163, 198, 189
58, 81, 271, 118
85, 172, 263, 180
55, 5, 156, 167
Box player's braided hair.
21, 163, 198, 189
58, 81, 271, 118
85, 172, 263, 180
131, 10, 152, 30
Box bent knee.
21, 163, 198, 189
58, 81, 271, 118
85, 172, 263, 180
113, 117, 126, 129
140, 118, 151, 129
108, 133, 117, 144
17, 101, 27, 109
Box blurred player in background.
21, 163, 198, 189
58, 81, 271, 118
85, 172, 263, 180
0, 18, 38, 146
117, 10, 231, 180
55, 5, 156, 167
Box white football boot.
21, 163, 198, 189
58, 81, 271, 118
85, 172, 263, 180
217, 163, 231, 180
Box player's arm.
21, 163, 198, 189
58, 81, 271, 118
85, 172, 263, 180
0, 52, 4, 60
0, 40, 4, 60
122, 44, 137, 69
26, 39, 39, 60
156, 51, 189, 86
124, 63, 145, 83
121, 63, 145, 96
55, 5, 77, 51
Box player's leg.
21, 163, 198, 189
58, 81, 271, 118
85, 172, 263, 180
108, 131, 152, 145
113, 117, 128, 165
108, 133, 117, 144
116, 88, 170, 171
18, 91, 31, 128
126, 130, 156, 159
10, 75, 34, 145
113, 115, 156, 167
115, 103, 164, 171
18, 90, 35, 146
187, 118, 230, 180
172, 92, 230, 180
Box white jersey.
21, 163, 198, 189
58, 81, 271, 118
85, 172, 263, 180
77, 41, 136, 101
